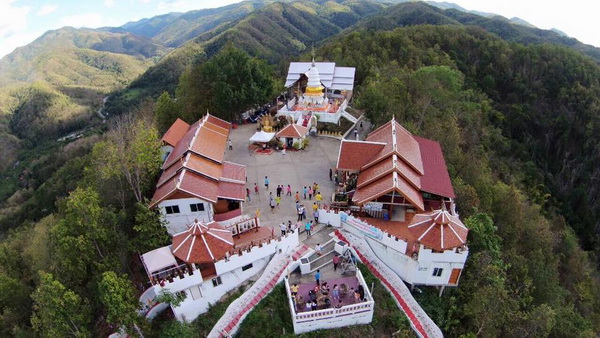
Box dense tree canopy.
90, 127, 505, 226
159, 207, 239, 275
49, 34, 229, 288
176, 44, 276, 122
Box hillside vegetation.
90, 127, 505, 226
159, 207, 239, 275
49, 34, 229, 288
1, 1, 600, 337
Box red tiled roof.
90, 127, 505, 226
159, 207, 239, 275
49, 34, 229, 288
336, 140, 385, 171
186, 153, 222, 180
161, 118, 190, 147
276, 124, 308, 139
356, 157, 394, 188
218, 181, 246, 201
190, 126, 228, 163
352, 173, 424, 211
413, 136, 455, 198
204, 119, 230, 136
178, 170, 219, 203
172, 221, 233, 263
163, 123, 198, 169
365, 120, 423, 175
156, 158, 184, 188
408, 209, 467, 250
206, 114, 231, 130
151, 174, 180, 207
221, 162, 246, 183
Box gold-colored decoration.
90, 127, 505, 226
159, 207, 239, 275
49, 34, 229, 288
259, 114, 275, 132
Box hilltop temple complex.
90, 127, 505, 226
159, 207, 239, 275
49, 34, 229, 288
133, 60, 467, 338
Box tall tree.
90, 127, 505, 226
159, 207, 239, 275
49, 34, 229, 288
155, 91, 180, 134
93, 113, 162, 203
97, 271, 140, 333
177, 44, 276, 122
50, 187, 116, 287
132, 200, 170, 253
31, 272, 91, 337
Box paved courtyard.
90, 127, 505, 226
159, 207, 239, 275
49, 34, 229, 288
224, 123, 341, 244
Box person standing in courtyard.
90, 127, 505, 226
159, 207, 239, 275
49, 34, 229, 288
264, 176, 269, 190
333, 254, 341, 271
308, 186, 313, 200
282, 147, 286, 156
316, 192, 323, 205
270, 197, 276, 213
275, 195, 281, 208
329, 168, 332, 181
228, 139, 233, 150
315, 269, 321, 285
280, 222, 287, 236
305, 221, 311, 236
246, 188, 251, 202
295, 191, 300, 202
303, 186, 307, 199
313, 209, 319, 224
276, 185, 282, 197
297, 206, 303, 221
254, 183, 259, 194
287, 184, 292, 196
354, 128, 358, 140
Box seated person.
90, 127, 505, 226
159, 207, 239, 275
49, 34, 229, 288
324, 297, 332, 308
308, 289, 317, 302
320, 282, 330, 295
311, 300, 318, 311
335, 299, 343, 308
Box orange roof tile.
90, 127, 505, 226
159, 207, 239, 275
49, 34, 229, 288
276, 124, 309, 138
156, 158, 184, 188
336, 140, 385, 171
353, 172, 424, 211
186, 153, 222, 180
178, 170, 219, 203
151, 174, 180, 207
414, 136, 455, 198
190, 126, 227, 163
161, 118, 190, 147
172, 221, 233, 263
221, 162, 246, 183
356, 157, 394, 188
206, 114, 231, 130
204, 120, 230, 136
408, 210, 467, 250
364, 120, 423, 175
163, 123, 198, 169
217, 181, 246, 201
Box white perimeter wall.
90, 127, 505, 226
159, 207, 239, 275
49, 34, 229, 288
158, 197, 214, 234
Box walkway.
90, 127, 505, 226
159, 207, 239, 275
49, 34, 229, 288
208, 244, 311, 338
333, 230, 443, 338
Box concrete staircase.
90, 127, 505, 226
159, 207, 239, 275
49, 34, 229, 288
340, 110, 358, 123
333, 230, 443, 338
208, 244, 310, 338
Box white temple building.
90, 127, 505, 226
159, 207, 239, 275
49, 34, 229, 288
277, 60, 357, 124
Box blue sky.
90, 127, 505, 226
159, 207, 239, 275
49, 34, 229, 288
0, 0, 598, 59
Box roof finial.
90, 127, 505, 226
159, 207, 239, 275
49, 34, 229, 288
311, 44, 315, 66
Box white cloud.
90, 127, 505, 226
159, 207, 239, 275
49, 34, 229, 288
140, 0, 152, 3
104, 0, 114, 8
0, 0, 33, 58
36, 4, 58, 16
60, 13, 105, 29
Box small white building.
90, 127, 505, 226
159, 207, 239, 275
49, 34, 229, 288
151, 114, 247, 234
140, 220, 300, 322
276, 123, 309, 149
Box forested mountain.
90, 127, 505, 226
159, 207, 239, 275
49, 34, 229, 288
0, 27, 167, 86
1, 0, 600, 337
104, 0, 387, 115
356, 2, 600, 61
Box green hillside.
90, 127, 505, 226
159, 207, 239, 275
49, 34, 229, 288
356, 2, 600, 60
1, 1, 600, 336
105, 0, 387, 115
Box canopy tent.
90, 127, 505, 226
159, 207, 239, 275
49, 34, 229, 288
408, 209, 468, 251
141, 246, 178, 275
172, 220, 234, 264
249, 131, 275, 143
